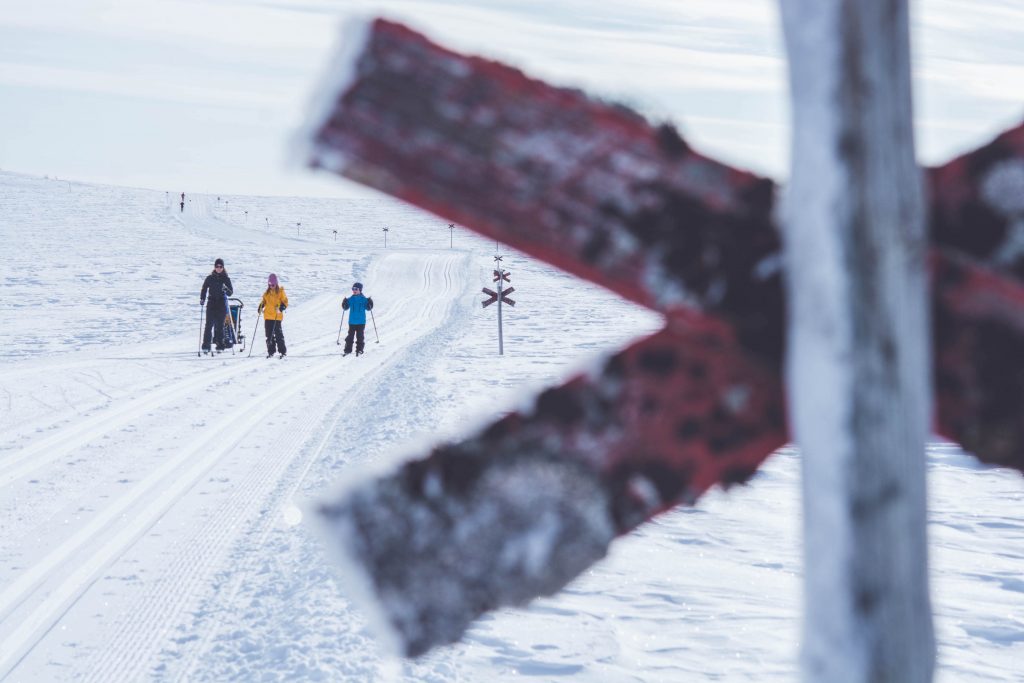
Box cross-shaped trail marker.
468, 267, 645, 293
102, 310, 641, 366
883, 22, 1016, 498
482, 260, 515, 354
301, 14, 1024, 673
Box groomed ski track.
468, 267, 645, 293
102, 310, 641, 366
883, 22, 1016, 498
7, 179, 1021, 682
0, 197, 475, 681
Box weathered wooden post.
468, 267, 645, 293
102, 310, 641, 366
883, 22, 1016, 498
481, 257, 515, 355
780, 1, 934, 680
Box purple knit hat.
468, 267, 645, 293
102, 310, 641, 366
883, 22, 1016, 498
268, 273, 278, 287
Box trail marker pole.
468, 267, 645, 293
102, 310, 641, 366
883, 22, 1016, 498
383, 226, 389, 248
449, 223, 454, 248
481, 256, 515, 355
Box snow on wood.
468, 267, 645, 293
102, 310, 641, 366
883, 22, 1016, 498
301, 19, 1024, 471
301, 16, 1024, 658
929, 124, 1024, 272
301, 20, 784, 349
316, 324, 787, 655
780, 1, 933, 680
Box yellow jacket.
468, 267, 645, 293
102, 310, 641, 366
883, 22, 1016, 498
260, 287, 289, 321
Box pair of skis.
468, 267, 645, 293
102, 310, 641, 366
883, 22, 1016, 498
196, 289, 239, 357
335, 305, 380, 354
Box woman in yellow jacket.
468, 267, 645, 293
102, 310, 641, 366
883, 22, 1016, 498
259, 273, 289, 358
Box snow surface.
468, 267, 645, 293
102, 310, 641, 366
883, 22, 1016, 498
1, 171, 1022, 681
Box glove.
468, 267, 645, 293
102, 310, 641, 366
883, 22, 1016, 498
342, 297, 349, 310
366, 297, 374, 310
200, 299, 205, 306
278, 304, 286, 312
258, 304, 264, 313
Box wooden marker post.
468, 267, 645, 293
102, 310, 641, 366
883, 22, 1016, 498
481, 256, 515, 354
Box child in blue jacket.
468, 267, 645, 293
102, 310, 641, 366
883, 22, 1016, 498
341, 282, 373, 355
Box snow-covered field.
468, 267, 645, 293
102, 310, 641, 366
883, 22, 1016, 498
1, 171, 1021, 681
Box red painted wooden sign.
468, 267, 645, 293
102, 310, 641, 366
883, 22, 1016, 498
481, 286, 515, 307
303, 18, 1024, 657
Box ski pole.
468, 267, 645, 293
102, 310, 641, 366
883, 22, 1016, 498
370, 308, 380, 343
336, 308, 347, 345
198, 302, 205, 356
246, 310, 261, 357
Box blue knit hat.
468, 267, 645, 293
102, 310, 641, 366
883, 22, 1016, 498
352, 282, 363, 291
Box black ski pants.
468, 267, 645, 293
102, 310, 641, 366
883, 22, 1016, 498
265, 319, 286, 356
344, 324, 365, 354
202, 307, 226, 350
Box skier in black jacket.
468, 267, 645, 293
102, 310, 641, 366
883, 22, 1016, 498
199, 258, 234, 353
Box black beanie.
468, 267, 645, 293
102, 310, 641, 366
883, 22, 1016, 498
215, 258, 224, 267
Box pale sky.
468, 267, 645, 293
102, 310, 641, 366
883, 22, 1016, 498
0, 0, 1021, 197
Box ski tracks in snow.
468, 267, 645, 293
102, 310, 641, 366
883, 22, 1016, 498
0, 249, 471, 680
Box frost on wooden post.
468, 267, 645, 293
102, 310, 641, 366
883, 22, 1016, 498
315, 325, 787, 656
302, 16, 1024, 660
780, 0, 933, 680
318, 455, 614, 657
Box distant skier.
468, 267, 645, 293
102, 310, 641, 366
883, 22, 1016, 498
180, 191, 185, 213
258, 273, 289, 358
199, 258, 233, 354
341, 282, 373, 356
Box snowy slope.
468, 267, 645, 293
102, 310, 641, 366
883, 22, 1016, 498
1, 172, 1021, 682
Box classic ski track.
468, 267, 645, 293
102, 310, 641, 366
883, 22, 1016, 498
0, 270, 448, 550
0, 239, 437, 489
0, 359, 263, 488
0, 358, 194, 448
0, 292, 352, 490
87, 251, 461, 681
4, 251, 466, 681
0, 312, 368, 671
0, 349, 345, 677
81, 364, 352, 683
178, 194, 323, 252
167, 255, 468, 682
164, 250, 475, 683
86, 250, 463, 682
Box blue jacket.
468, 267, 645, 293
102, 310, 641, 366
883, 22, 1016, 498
343, 293, 372, 325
